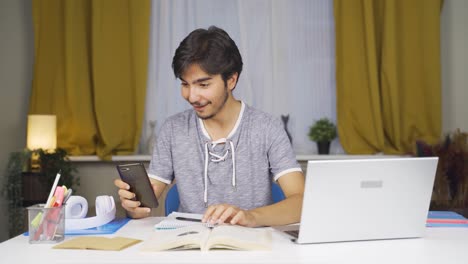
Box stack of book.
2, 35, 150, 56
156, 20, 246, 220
427, 211, 468, 227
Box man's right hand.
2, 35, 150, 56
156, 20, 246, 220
114, 178, 152, 219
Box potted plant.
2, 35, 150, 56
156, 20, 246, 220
308, 118, 337, 154
2, 148, 79, 238
415, 129, 467, 215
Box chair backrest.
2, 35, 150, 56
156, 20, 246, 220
164, 183, 285, 216
271, 182, 286, 203
165, 184, 180, 216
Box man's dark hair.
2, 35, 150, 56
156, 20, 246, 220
172, 26, 243, 86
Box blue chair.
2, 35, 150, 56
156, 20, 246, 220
164, 183, 285, 216
165, 184, 180, 216
271, 182, 286, 203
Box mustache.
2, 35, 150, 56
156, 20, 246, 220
191, 101, 211, 107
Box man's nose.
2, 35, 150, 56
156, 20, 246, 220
188, 87, 200, 103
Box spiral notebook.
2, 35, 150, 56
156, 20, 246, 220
154, 212, 216, 230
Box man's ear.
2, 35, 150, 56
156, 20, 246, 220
227, 72, 239, 91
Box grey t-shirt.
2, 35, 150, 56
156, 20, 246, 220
148, 102, 301, 213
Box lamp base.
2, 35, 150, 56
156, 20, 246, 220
30, 152, 41, 173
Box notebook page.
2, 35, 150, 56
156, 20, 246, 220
154, 212, 216, 230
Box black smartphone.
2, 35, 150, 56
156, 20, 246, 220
116, 163, 159, 208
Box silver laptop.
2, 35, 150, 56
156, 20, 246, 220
283, 157, 438, 244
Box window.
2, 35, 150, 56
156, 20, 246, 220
141, 0, 342, 155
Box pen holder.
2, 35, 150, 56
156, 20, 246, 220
27, 204, 65, 244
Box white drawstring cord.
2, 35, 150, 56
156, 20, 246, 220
208, 151, 229, 162
203, 138, 237, 206
230, 141, 236, 190
204, 142, 209, 208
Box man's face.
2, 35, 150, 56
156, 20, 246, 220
180, 64, 234, 120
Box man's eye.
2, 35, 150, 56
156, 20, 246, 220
199, 83, 209, 87
181, 83, 188, 87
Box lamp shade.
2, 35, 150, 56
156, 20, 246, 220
27, 115, 57, 150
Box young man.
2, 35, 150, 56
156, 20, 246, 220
115, 26, 304, 227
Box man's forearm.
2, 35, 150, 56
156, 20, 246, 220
249, 193, 303, 227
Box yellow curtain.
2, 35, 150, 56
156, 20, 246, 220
30, 0, 150, 159
334, 0, 443, 154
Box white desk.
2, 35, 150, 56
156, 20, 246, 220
1, 217, 467, 264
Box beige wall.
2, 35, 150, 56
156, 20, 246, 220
1, 0, 467, 243
441, 0, 468, 133
72, 161, 162, 218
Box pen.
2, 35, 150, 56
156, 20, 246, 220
34, 170, 61, 241
175, 217, 202, 222
45, 170, 61, 208
63, 188, 73, 204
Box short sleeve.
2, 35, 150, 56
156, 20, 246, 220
267, 117, 302, 181
147, 119, 174, 184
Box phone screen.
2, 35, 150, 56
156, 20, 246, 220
116, 163, 159, 208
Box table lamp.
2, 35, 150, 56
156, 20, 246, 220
27, 114, 57, 171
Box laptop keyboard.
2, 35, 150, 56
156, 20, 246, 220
285, 230, 299, 238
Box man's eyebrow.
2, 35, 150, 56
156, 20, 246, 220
180, 77, 212, 84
